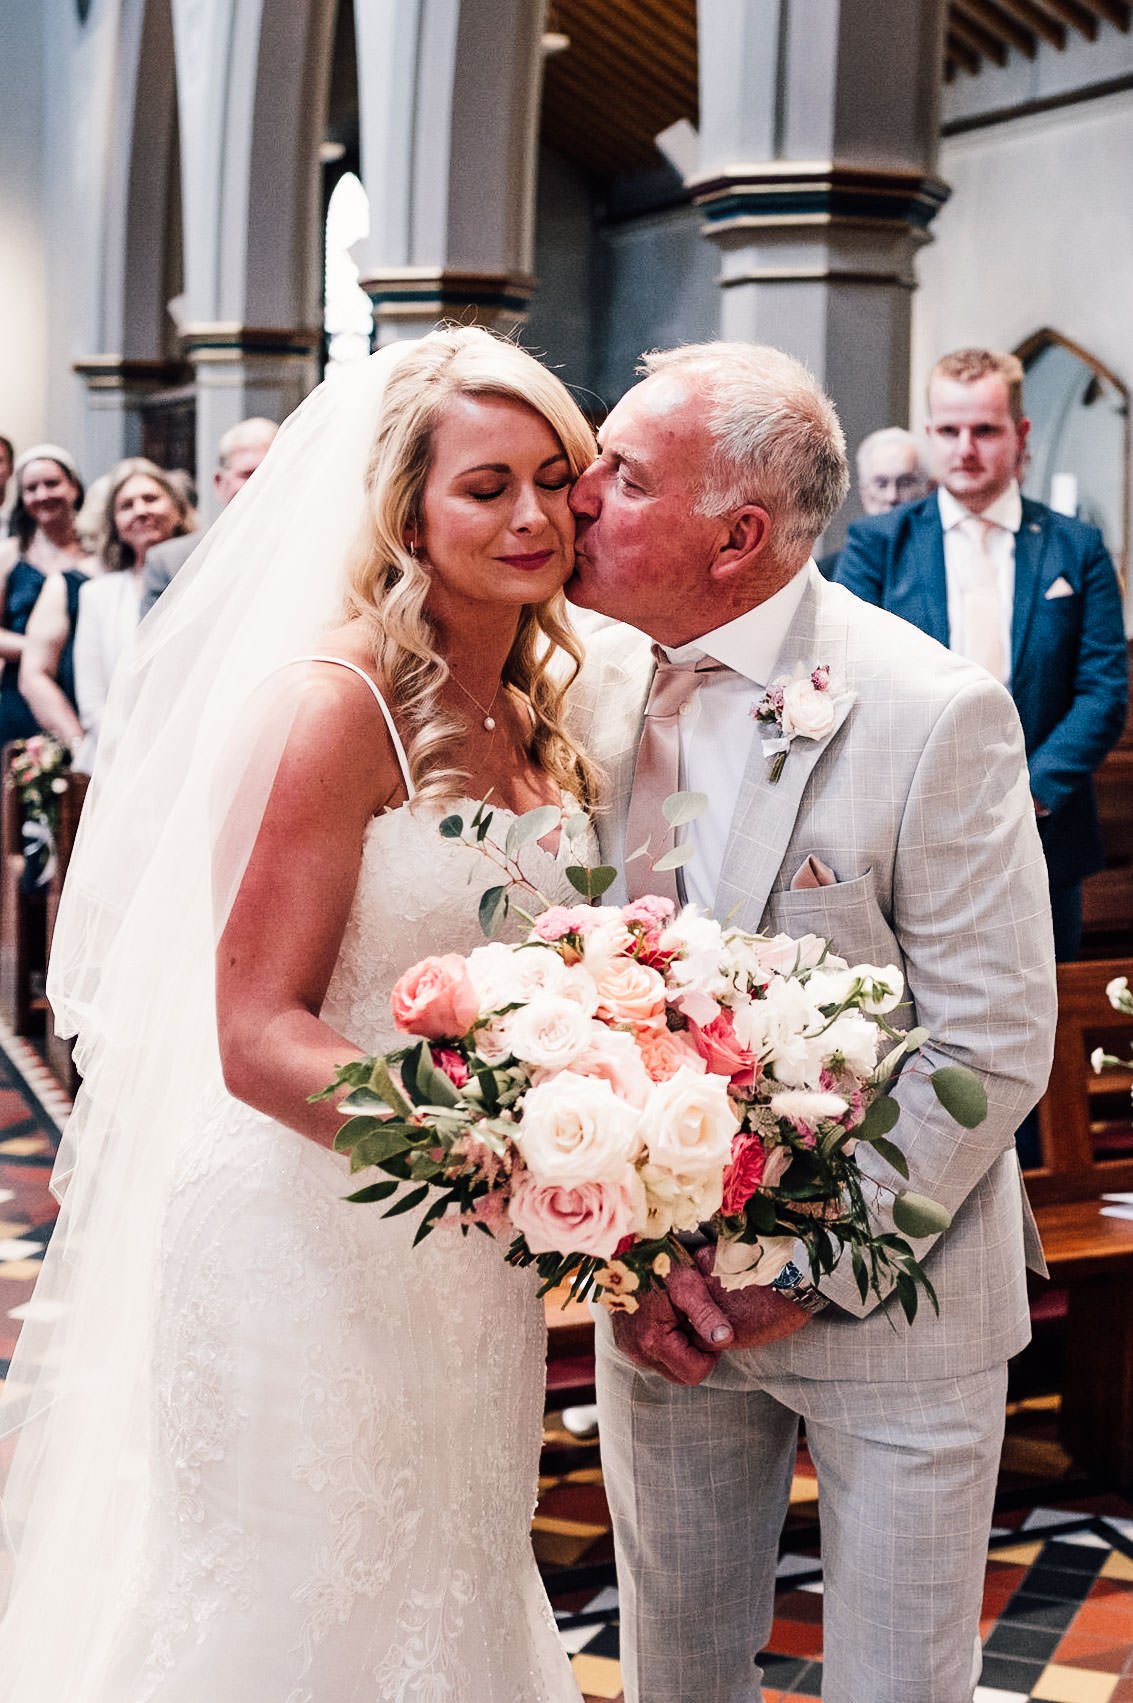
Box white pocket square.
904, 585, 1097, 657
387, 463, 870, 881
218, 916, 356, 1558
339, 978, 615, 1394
1045, 576, 1075, 600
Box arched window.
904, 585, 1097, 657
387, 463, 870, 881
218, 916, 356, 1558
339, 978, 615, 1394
324, 171, 373, 371
1016, 330, 1129, 580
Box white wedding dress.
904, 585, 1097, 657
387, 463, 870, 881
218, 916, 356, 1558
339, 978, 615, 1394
7, 664, 585, 1703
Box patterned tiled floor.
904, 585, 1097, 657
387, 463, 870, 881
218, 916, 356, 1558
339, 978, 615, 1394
0, 1046, 1130, 1702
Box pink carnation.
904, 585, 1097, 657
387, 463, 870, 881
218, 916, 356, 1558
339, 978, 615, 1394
533, 905, 605, 942
621, 896, 676, 930
390, 954, 480, 1040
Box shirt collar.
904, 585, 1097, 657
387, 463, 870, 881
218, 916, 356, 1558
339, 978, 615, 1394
660, 566, 810, 686
938, 480, 1022, 535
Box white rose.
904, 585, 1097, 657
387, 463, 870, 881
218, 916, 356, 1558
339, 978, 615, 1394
536, 1023, 653, 1110
770, 1089, 849, 1129
639, 1164, 723, 1237
559, 965, 599, 1015
804, 966, 858, 1010
712, 1234, 799, 1292
780, 676, 836, 740
516, 1070, 642, 1185
473, 1016, 513, 1066
466, 942, 533, 1012
506, 995, 593, 1071
641, 1066, 740, 1180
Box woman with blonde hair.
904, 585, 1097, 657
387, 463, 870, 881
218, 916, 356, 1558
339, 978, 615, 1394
71, 456, 195, 770
0, 329, 597, 1700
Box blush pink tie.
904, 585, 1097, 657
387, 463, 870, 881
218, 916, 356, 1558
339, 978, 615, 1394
625, 648, 726, 903
956, 515, 1008, 683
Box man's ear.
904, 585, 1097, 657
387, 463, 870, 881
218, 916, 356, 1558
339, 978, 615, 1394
710, 505, 771, 580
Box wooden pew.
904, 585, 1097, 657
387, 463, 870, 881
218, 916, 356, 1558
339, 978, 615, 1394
1026, 957, 1133, 1490
0, 745, 46, 1036
43, 770, 89, 1095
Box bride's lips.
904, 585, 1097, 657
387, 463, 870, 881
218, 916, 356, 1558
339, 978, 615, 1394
496, 550, 557, 570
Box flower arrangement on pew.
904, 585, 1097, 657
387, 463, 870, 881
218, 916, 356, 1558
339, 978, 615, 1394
315, 799, 986, 1323
8, 734, 72, 891
1092, 975, 1133, 1096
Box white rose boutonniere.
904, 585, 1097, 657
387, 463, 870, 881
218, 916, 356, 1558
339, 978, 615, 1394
752, 663, 843, 782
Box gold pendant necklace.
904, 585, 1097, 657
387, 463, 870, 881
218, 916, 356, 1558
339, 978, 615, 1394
449, 673, 501, 733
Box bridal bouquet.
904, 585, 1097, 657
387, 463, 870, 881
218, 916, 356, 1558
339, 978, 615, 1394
318, 804, 985, 1323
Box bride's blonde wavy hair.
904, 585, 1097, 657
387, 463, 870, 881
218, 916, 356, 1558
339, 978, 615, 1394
343, 327, 601, 808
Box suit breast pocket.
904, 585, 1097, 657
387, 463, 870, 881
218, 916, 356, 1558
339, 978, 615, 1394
765, 868, 900, 967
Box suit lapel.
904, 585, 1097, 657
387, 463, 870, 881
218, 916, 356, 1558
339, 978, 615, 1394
915, 503, 950, 648
714, 573, 857, 930
1010, 500, 1050, 683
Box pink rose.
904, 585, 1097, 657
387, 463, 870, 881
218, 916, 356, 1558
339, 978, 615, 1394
434, 1047, 471, 1088
689, 1009, 760, 1089
508, 1169, 646, 1260
390, 954, 480, 1040
636, 1026, 707, 1083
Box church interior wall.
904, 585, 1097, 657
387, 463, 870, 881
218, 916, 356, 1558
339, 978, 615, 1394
0, 1, 49, 450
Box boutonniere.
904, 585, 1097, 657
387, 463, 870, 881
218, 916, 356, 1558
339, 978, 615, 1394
751, 663, 840, 782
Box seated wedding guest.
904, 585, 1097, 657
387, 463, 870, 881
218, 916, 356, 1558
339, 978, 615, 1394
0, 435, 14, 532
73, 457, 195, 771
0, 445, 90, 749
140, 416, 277, 617
819, 426, 933, 577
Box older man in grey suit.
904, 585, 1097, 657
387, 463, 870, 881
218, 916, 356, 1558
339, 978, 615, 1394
566, 343, 1056, 1703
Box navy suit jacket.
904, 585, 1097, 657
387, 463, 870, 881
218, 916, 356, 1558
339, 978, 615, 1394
835, 494, 1128, 887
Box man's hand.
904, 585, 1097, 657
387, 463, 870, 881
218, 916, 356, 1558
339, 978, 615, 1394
692, 1245, 812, 1349
611, 1263, 735, 1385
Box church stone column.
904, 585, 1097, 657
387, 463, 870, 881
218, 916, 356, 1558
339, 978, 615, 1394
73, 357, 184, 477
355, 0, 547, 344
692, 0, 950, 534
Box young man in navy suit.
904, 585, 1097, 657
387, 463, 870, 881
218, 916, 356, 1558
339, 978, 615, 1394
836, 348, 1127, 970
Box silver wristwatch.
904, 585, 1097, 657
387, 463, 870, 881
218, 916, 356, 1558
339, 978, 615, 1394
770, 1257, 828, 1316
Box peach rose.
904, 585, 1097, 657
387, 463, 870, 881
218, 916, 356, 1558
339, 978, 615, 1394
592, 956, 667, 1030
508, 1170, 646, 1260
636, 1026, 707, 1083
390, 954, 480, 1040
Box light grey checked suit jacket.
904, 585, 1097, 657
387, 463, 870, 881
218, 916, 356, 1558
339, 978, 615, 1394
571, 568, 1057, 1383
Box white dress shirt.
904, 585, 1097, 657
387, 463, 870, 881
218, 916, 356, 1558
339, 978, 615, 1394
659, 569, 809, 911
939, 482, 1021, 688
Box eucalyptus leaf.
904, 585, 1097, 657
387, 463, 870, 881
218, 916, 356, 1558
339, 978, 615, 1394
904, 1026, 930, 1052
337, 1086, 397, 1115
869, 1135, 910, 1180
930, 1066, 988, 1129
652, 844, 694, 873
563, 812, 590, 843
892, 1191, 953, 1238
504, 804, 561, 859
871, 1040, 910, 1086
478, 884, 508, 936
661, 790, 709, 828
624, 840, 651, 863
565, 864, 617, 899
438, 814, 464, 839
856, 1094, 901, 1142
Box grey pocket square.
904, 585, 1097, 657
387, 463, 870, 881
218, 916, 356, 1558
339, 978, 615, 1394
1044, 576, 1075, 600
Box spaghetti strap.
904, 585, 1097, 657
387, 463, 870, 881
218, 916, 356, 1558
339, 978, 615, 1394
296, 653, 416, 800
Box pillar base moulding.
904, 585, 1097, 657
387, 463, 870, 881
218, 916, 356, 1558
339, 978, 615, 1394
180, 324, 321, 364
72, 355, 188, 394
361, 269, 537, 341
691, 162, 950, 232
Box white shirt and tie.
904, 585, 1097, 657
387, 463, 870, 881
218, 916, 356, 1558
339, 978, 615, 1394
939, 480, 1021, 688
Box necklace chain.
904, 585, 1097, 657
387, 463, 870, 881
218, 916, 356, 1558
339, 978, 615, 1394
449, 673, 502, 733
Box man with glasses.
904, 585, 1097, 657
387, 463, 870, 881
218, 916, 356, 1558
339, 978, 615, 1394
818, 427, 932, 576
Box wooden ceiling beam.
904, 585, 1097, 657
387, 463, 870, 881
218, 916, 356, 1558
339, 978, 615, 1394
983, 0, 1067, 44
946, 26, 983, 69
1076, 0, 1131, 27
1033, 0, 1098, 37
949, 6, 1011, 59
953, 0, 1038, 54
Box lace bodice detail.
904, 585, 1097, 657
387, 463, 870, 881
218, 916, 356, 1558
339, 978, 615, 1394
321, 795, 590, 1052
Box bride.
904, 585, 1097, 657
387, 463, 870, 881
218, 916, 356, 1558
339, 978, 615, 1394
0, 328, 599, 1700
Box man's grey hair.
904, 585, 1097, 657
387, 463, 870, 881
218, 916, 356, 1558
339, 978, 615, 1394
855, 426, 926, 477
639, 342, 849, 548
216, 416, 278, 470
